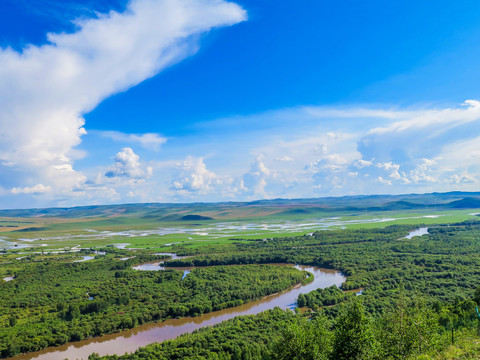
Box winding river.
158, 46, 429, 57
8, 262, 345, 360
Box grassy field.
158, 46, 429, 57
1, 207, 479, 254
2, 192, 480, 253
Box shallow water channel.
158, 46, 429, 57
404, 227, 429, 239
9, 257, 345, 360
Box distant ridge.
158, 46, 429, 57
445, 197, 480, 209
1, 191, 480, 219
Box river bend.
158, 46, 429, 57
8, 264, 345, 360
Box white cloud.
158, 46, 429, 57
331, 100, 480, 193
280, 101, 480, 195
408, 158, 437, 183
105, 147, 152, 179
368, 100, 480, 136
6, 85, 480, 205
376, 177, 392, 185
307, 154, 352, 193
11, 184, 52, 195
358, 100, 480, 166
171, 156, 220, 195
100, 131, 167, 151
436, 136, 480, 172
354, 159, 374, 169
252, 133, 358, 182
275, 156, 294, 162
240, 158, 271, 197
0, 0, 246, 201
376, 162, 402, 180
211, 101, 480, 198
447, 173, 477, 184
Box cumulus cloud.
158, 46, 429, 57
447, 173, 477, 184
105, 147, 152, 179
307, 154, 350, 192
338, 101, 480, 191
171, 156, 220, 195
253, 133, 357, 173
354, 159, 374, 169
100, 131, 167, 151
408, 158, 436, 183
376, 162, 401, 180
0, 0, 246, 201
239, 159, 271, 197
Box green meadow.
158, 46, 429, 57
1, 205, 480, 253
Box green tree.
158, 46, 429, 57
271, 314, 332, 360
378, 294, 440, 359
331, 299, 377, 360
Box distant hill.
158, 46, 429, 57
1, 191, 480, 220
179, 215, 214, 221
445, 197, 480, 209
376, 200, 429, 211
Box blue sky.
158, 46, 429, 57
1, 0, 480, 208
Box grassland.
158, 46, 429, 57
1, 207, 479, 255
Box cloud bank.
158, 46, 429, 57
161, 100, 480, 202
3, 97, 480, 206
248, 100, 480, 197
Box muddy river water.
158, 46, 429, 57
9, 262, 345, 360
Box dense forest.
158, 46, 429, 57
0, 252, 305, 357
91, 295, 473, 360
